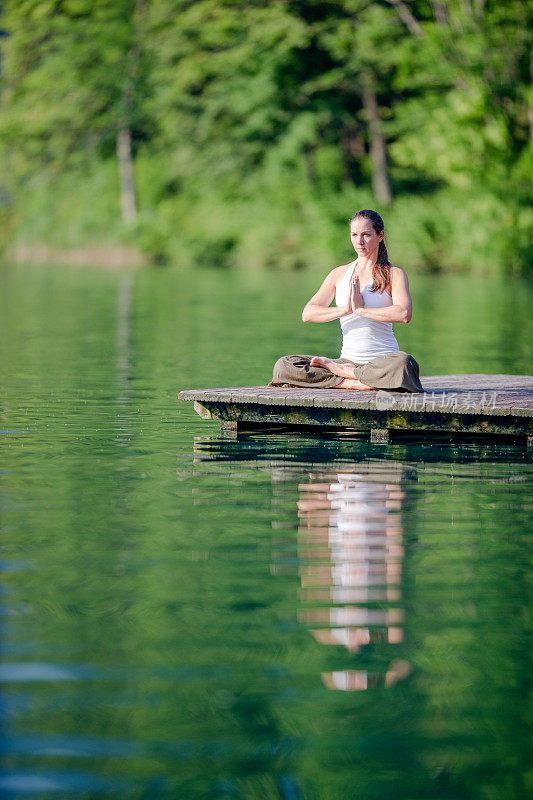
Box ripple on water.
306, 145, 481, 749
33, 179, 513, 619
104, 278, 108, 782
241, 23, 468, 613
1, 263, 531, 800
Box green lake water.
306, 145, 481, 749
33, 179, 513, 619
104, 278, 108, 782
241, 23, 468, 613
1, 262, 532, 799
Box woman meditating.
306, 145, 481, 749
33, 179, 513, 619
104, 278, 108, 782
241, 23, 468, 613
270, 209, 422, 392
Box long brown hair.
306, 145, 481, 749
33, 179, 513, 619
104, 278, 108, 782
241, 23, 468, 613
350, 209, 391, 294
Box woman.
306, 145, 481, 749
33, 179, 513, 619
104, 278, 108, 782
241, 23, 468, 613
270, 209, 422, 392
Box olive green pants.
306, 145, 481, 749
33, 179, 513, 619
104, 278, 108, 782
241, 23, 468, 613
269, 351, 423, 392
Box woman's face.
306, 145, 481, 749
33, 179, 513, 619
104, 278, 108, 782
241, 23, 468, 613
350, 218, 384, 259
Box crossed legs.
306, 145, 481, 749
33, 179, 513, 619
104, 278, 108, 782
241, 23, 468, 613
309, 357, 374, 390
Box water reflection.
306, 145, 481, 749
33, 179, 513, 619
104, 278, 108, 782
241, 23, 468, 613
1, 411, 530, 799
116, 273, 134, 397
297, 462, 412, 691
192, 438, 417, 693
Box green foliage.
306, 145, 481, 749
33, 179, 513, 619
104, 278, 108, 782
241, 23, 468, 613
0, 0, 531, 272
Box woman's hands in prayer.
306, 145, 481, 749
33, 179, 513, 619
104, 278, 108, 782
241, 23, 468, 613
349, 273, 365, 315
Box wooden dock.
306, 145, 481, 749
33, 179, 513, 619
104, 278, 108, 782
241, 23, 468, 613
178, 374, 533, 444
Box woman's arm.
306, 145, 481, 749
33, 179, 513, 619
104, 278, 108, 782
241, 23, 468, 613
302, 266, 350, 323
351, 267, 413, 323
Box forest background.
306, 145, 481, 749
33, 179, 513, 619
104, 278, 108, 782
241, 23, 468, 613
0, 0, 531, 274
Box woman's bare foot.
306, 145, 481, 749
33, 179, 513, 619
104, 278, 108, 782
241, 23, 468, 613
310, 356, 374, 390
310, 355, 339, 373
336, 378, 374, 390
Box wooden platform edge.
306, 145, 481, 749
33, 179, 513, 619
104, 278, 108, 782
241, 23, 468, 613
179, 375, 533, 441
188, 399, 532, 435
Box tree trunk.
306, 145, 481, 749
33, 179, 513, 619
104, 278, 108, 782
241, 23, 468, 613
430, 1, 448, 26
303, 144, 317, 185
117, 128, 137, 224
459, 0, 473, 18
384, 0, 424, 37
362, 86, 392, 205
530, 46, 533, 141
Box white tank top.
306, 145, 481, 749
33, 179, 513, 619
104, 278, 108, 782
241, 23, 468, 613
335, 260, 399, 364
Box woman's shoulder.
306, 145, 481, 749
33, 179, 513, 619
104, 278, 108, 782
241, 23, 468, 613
389, 264, 409, 283
329, 261, 355, 284
316, 262, 351, 289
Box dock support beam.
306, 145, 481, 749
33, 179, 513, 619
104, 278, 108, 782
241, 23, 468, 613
370, 428, 389, 444
193, 401, 212, 420
220, 420, 239, 438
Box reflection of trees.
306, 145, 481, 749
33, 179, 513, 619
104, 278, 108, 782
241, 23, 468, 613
116, 273, 133, 398
297, 463, 412, 691
2, 266, 531, 800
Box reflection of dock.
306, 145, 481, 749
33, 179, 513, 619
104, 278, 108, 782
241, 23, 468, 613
179, 374, 533, 444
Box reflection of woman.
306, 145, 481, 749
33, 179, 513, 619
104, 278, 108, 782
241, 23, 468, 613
270, 210, 422, 392
298, 467, 410, 691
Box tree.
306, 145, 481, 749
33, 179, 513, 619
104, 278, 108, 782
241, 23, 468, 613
0, 0, 152, 222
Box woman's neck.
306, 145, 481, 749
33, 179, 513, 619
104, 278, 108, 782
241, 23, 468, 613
355, 254, 378, 272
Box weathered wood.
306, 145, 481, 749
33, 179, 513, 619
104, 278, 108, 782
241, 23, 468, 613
220, 420, 239, 438
193, 401, 212, 420
178, 374, 533, 442
371, 428, 390, 444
